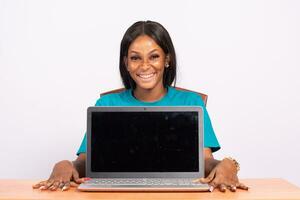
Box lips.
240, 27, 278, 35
137, 73, 156, 79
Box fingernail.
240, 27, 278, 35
39, 186, 46, 190
209, 186, 214, 192
192, 179, 199, 183
61, 186, 67, 191
84, 177, 91, 181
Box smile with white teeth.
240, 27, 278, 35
137, 73, 155, 79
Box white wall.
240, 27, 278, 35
1, 0, 299, 186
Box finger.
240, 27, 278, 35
39, 186, 47, 190
49, 181, 60, 191
207, 181, 217, 192
39, 179, 53, 190
70, 181, 79, 187
219, 184, 226, 192
62, 182, 70, 191
192, 178, 201, 183
199, 168, 217, 184
32, 183, 41, 189
44, 179, 55, 190
72, 168, 79, 181
58, 181, 65, 189
237, 182, 249, 190
32, 181, 47, 189
209, 185, 215, 192
228, 184, 237, 192
72, 169, 84, 184
78, 178, 86, 183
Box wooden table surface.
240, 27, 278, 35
0, 178, 300, 200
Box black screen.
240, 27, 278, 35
91, 111, 199, 172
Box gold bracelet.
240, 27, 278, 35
226, 157, 240, 171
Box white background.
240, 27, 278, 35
1, 0, 299, 186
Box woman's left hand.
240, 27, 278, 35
197, 158, 249, 192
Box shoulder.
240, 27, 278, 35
95, 89, 129, 106
169, 86, 205, 106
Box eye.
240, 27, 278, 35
130, 55, 141, 61
150, 54, 160, 60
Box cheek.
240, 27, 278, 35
154, 63, 165, 71
127, 62, 139, 72
127, 66, 138, 79
150, 59, 165, 69
127, 70, 137, 81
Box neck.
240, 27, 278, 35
133, 85, 167, 102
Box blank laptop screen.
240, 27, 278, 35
91, 111, 199, 172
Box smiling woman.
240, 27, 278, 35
125, 35, 170, 102
119, 21, 176, 102
32, 20, 248, 192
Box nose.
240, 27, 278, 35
140, 59, 151, 70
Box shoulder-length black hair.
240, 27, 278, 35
119, 20, 177, 89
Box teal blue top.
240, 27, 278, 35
77, 86, 220, 155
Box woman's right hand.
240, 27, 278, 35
32, 160, 85, 191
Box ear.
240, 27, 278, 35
165, 54, 171, 65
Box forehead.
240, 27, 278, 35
128, 35, 163, 52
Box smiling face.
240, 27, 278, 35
125, 35, 169, 92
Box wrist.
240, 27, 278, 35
204, 158, 221, 177
224, 157, 240, 171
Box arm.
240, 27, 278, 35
33, 154, 87, 191
200, 148, 248, 192
204, 148, 220, 177
72, 153, 86, 178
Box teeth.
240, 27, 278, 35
138, 73, 155, 79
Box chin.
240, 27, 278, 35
136, 82, 157, 90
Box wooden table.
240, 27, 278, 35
1, 178, 300, 200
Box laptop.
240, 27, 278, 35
78, 106, 209, 191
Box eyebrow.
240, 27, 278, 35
129, 49, 159, 54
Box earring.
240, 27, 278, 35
165, 63, 170, 68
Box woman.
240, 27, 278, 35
33, 21, 248, 192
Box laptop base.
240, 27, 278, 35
78, 178, 210, 192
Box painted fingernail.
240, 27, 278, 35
209, 186, 214, 192
61, 186, 67, 191
39, 186, 46, 190
84, 177, 91, 181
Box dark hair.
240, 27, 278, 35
119, 20, 177, 89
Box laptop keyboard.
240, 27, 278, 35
86, 178, 202, 186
